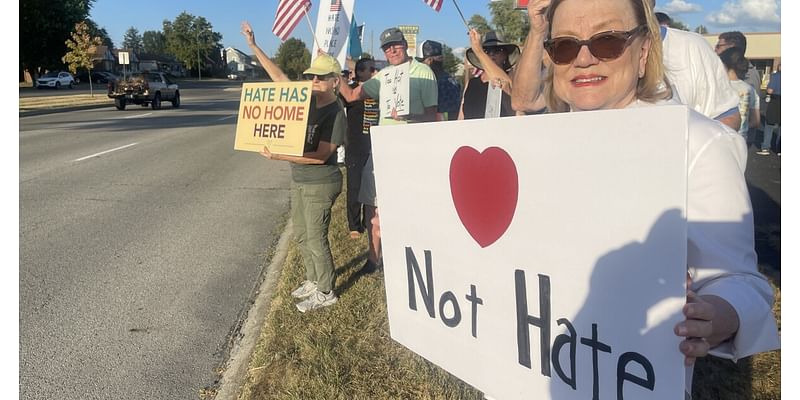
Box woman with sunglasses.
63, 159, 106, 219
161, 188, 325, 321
242, 21, 347, 313
459, 30, 521, 120
514, 0, 778, 395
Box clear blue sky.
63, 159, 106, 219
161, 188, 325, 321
89, 0, 781, 59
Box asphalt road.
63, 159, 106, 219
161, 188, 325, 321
19, 83, 292, 399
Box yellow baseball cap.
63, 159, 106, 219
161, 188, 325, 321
303, 53, 342, 76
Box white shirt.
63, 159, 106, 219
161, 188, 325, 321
661, 27, 740, 120
730, 79, 760, 137
629, 98, 780, 393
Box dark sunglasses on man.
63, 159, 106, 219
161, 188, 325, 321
544, 25, 648, 65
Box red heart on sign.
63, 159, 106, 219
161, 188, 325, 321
449, 146, 518, 248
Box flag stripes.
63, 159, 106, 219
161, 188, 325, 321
423, 0, 443, 11
272, 0, 312, 41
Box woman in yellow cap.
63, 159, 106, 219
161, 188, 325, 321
242, 21, 346, 313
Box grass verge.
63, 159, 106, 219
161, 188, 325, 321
19, 93, 112, 111
238, 173, 780, 400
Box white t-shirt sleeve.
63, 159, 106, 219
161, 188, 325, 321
662, 28, 740, 119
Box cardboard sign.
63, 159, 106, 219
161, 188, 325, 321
485, 84, 503, 118
311, 0, 355, 69
370, 105, 690, 400
234, 81, 312, 156
378, 62, 410, 117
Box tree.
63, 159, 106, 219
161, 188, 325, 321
62, 21, 102, 95
143, 30, 167, 55
442, 44, 459, 76
274, 38, 311, 80
694, 25, 708, 35
163, 13, 222, 76
20, 0, 95, 78
122, 27, 143, 54
85, 18, 114, 49
489, 0, 529, 43
668, 19, 690, 31
468, 14, 493, 35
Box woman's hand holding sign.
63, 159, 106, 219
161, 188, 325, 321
676, 276, 740, 366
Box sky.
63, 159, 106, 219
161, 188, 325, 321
89, 0, 782, 59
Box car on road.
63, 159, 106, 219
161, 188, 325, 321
36, 71, 76, 89
108, 71, 180, 110
75, 71, 118, 84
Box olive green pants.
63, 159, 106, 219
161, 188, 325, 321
291, 179, 342, 293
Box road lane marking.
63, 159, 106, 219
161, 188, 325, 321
122, 112, 153, 119
216, 115, 237, 121
73, 143, 139, 162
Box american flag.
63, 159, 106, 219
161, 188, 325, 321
272, 0, 312, 41
330, 0, 341, 12
423, 0, 443, 12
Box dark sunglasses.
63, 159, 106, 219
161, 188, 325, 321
544, 25, 648, 65
303, 73, 336, 81
483, 47, 506, 55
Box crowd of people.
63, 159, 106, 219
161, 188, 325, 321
240, 0, 779, 394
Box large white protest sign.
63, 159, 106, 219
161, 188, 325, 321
311, 0, 355, 69
370, 105, 690, 400
378, 62, 410, 117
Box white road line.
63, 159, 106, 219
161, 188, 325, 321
73, 143, 139, 162
216, 115, 237, 121
122, 112, 153, 119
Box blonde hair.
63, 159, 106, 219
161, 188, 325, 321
543, 0, 672, 112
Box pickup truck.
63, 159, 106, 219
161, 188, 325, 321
107, 72, 180, 110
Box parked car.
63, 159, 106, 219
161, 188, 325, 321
36, 71, 76, 89
75, 71, 118, 84
227, 73, 245, 81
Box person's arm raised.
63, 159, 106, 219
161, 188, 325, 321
468, 29, 513, 95
511, 0, 550, 112
241, 21, 290, 82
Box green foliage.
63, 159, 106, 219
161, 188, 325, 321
84, 18, 114, 49
442, 44, 459, 76
360, 52, 373, 60
489, 0, 529, 43
122, 26, 143, 54
468, 14, 493, 34
62, 20, 102, 74
20, 0, 95, 76
163, 12, 222, 72
142, 30, 167, 56
669, 19, 690, 31
275, 38, 312, 81
62, 21, 102, 94
695, 25, 709, 34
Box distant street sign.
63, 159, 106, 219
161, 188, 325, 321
119, 52, 130, 65
515, 0, 529, 9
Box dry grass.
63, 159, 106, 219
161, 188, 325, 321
238, 173, 781, 400
19, 93, 111, 111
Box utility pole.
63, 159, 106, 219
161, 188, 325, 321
197, 29, 202, 81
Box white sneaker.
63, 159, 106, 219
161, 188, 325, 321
296, 290, 338, 313
291, 280, 318, 298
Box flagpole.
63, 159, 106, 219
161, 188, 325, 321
303, 7, 322, 50
451, 0, 471, 30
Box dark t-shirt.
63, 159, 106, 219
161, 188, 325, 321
462, 76, 515, 119
343, 84, 375, 157
290, 97, 346, 183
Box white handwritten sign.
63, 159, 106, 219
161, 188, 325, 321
378, 62, 410, 117
485, 84, 503, 119
311, 0, 355, 69
370, 105, 690, 400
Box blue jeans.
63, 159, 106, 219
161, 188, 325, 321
761, 124, 780, 151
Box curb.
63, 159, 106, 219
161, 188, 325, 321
19, 102, 114, 118
215, 221, 294, 400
